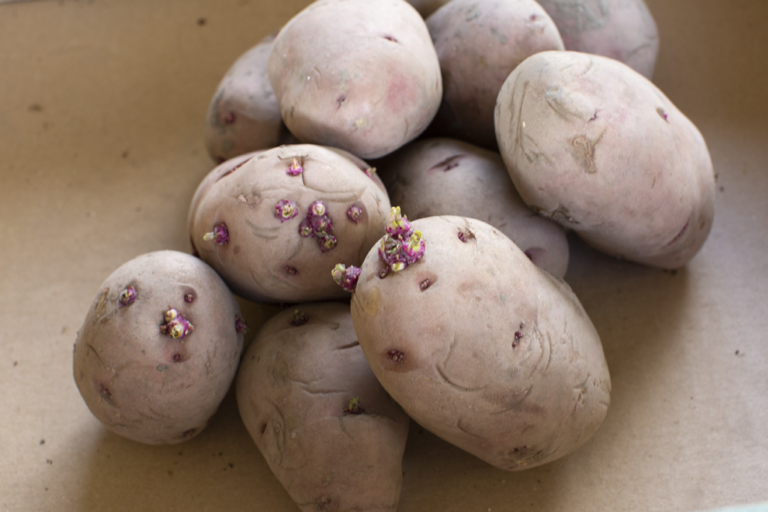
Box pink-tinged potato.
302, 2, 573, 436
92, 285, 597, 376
425, 0, 564, 148
495, 52, 715, 269
268, 0, 442, 159
189, 144, 391, 303
204, 35, 297, 163
237, 303, 409, 512
349, 215, 611, 471
73, 251, 245, 445
378, 138, 569, 278
536, 0, 659, 79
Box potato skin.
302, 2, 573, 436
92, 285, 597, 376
268, 0, 442, 159
495, 51, 715, 269
204, 35, 297, 163
237, 303, 409, 512
73, 251, 244, 445
425, 0, 564, 148
351, 216, 611, 471
189, 144, 391, 303
378, 138, 569, 278
536, 0, 659, 79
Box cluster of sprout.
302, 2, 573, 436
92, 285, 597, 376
299, 200, 337, 252
160, 308, 194, 339
378, 206, 425, 277
203, 223, 230, 245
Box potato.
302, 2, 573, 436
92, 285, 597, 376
494, 51, 715, 269
73, 251, 245, 445
347, 213, 611, 471
204, 35, 297, 163
378, 138, 569, 278
237, 303, 409, 512
268, 0, 442, 159
189, 144, 391, 303
425, 0, 564, 148
536, 0, 659, 79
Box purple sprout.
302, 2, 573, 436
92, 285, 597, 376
298, 200, 336, 252
160, 308, 194, 339
286, 157, 303, 176
285, 265, 299, 275
344, 397, 364, 414
223, 111, 236, 125
318, 233, 338, 252
363, 167, 377, 179
346, 205, 363, 223
203, 223, 229, 245
332, 264, 361, 292
386, 350, 405, 362
119, 286, 136, 307
290, 309, 309, 326
275, 199, 298, 223
184, 293, 195, 303
377, 207, 425, 275
235, 316, 248, 334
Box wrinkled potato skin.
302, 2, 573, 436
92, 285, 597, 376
378, 138, 569, 278
73, 251, 244, 445
190, 144, 391, 302
495, 52, 715, 269
352, 216, 610, 471
425, 0, 564, 148
204, 35, 297, 163
536, 0, 659, 79
237, 303, 409, 512
268, 0, 442, 159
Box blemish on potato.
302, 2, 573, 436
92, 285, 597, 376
656, 107, 669, 122
571, 135, 597, 174
360, 286, 381, 317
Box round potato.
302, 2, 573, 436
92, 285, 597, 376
378, 138, 569, 278
536, 0, 659, 79
237, 303, 409, 512
425, 0, 564, 148
268, 0, 442, 159
73, 251, 245, 445
495, 51, 715, 269
189, 144, 391, 302
349, 214, 611, 471
204, 35, 297, 163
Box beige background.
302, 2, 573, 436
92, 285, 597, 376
0, 0, 766, 510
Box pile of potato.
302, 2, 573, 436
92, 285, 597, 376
74, 0, 715, 509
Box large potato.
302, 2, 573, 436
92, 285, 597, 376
349, 214, 611, 471
73, 251, 245, 445
237, 303, 409, 512
268, 0, 442, 159
378, 138, 569, 278
425, 0, 564, 148
536, 0, 659, 79
495, 51, 715, 269
189, 144, 391, 302
204, 35, 297, 163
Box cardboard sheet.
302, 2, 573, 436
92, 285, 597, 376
1, 0, 766, 510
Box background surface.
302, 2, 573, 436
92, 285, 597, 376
1, 0, 766, 510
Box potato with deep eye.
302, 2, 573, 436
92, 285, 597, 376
343, 212, 610, 471
237, 302, 409, 512
72, 250, 245, 445
495, 51, 715, 269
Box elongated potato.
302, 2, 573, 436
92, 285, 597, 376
349, 214, 611, 471
425, 0, 564, 148
495, 51, 715, 269
268, 0, 442, 159
237, 303, 409, 512
378, 138, 569, 277
73, 251, 245, 445
189, 144, 391, 302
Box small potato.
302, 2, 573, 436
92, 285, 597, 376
268, 0, 442, 159
495, 51, 715, 269
204, 35, 298, 163
73, 251, 245, 445
378, 138, 569, 278
425, 0, 564, 148
237, 303, 409, 512
189, 144, 391, 302
348, 213, 611, 471
536, 0, 659, 79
